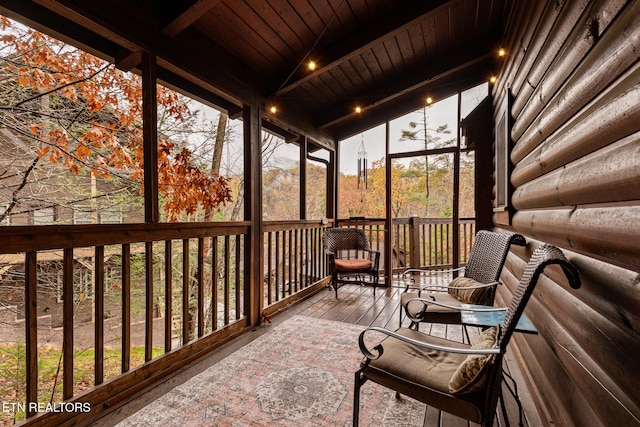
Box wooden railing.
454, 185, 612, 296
392, 217, 476, 271
0, 216, 474, 425
262, 220, 331, 313
337, 217, 476, 274
0, 222, 252, 425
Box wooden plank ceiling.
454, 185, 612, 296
0, 0, 515, 144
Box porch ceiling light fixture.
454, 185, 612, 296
355, 106, 363, 114
498, 47, 506, 57
307, 60, 317, 71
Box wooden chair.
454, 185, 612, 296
322, 228, 380, 298
354, 244, 580, 427
400, 230, 526, 331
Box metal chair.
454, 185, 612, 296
354, 244, 581, 427
322, 228, 380, 298
400, 230, 526, 330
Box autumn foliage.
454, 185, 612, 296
1, 17, 230, 221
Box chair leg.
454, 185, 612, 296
353, 371, 363, 427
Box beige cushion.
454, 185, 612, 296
361, 328, 485, 422
449, 326, 499, 394
448, 277, 490, 304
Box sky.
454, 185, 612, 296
188, 84, 489, 177
338, 84, 488, 175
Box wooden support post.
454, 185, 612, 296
142, 52, 159, 223
409, 216, 420, 269
243, 104, 263, 326
384, 121, 392, 283
300, 135, 307, 219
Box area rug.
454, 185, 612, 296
116, 316, 426, 426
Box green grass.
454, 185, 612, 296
0, 344, 163, 425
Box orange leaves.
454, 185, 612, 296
158, 146, 231, 222
75, 144, 92, 159
35, 146, 49, 158
4, 17, 230, 220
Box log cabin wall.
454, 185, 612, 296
492, 0, 640, 425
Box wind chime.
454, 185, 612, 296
357, 135, 368, 190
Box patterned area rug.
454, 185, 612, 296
116, 316, 426, 426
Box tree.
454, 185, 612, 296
399, 106, 452, 217
0, 17, 231, 224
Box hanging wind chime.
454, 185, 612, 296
357, 135, 368, 190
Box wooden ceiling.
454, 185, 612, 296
0, 0, 516, 145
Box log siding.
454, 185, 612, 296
494, 1, 640, 425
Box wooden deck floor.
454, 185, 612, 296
91, 283, 543, 427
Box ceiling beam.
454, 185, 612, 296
28, 0, 256, 106
159, 0, 223, 38
1, 0, 122, 62
330, 66, 490, 141
116, 0, 223, 71
314, 46, 494, 130
272, 0, 451, 97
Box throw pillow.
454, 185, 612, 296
449, 325, 499, 394
448, 276, 491, 304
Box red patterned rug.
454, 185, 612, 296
116, 316, 426, 426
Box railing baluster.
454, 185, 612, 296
235, 234, 241, 320
275, 231, 280, 302
287, 230, 293, 295
145, 241, 154, 362
197, 237, 205, 337
63, 248, 74, 400
25, 251, 37, 417
294, 230, 299, 292
164, 241, 172, 352
95, 246, 104, 385
182, 239, 189, 345
267, 232, 273, 304
122, 244, 131, 372
224, 235, 230, 326
212, 236, 218, 331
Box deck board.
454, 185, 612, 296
90, 283, 537, 427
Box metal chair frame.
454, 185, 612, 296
322, 228, 380, 298
400, 230, 526, 330
354, 244, 580, 427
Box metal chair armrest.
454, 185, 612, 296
405, 297, 507, 312
358, 326, 500, 361
402, 267, 465, 278
419, 280, 500, 292
400, 267, 466, 291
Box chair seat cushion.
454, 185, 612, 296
401, 292, 463, 324
448, 277, 491, 304
360, 328, 485, 423
334, 258, 372, 271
